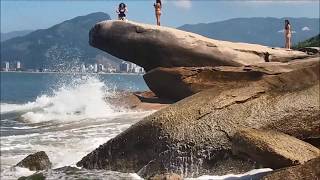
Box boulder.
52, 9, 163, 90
261, 157, 320, 180
232, 129, 320, 169
89, 20, 309, 71
144, 57, 319, 100
16, 151, 52, 171
18, 173, 45, 180
77, 61, 319, 178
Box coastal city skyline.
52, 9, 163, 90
1, 60, 144, 74
1, 0, 319, 33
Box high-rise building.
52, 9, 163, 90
128, 63, 137, 72
88, 64, 94, 72
98, 64, 104, 72
120, 62, 129, 72
5, 62, 9, 71
94, 64, 98, 73
108, 67, 117, 73
16, 61, 21, 70
81, 64, 86, 73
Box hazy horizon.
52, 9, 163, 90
1, 0, 319, 33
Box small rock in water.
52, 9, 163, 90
16, 151, 52, 171
18, 173, 45, 180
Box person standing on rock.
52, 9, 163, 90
117, 3, 128, 21
154, 0, 162, 26
284, 19, 292, 50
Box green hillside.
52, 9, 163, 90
1, 12, 118, 70
293, 34, 320, 49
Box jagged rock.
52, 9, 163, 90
89, 20, 309, 71
16, 151, 52, 171
77, 58, 319, 178
144, 57, 319, 100
232, 129, 320, 169
261, 157, 320, 180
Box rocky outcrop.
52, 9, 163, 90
261, 157, 320, 180
83, 20, 320, 178
232, 129, 320, 169
89, 20, 309, 71
77, 59, 319, 178
144, 58, 319, 100
16, 151, 52, 171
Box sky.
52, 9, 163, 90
1, 0, 319, 33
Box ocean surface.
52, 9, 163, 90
0, 72, 272, 179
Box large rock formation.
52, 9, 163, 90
89, 20, 309, 71
77, 58, 319, 178
232, 129, 320, 169
16, 151, 52, 171
144, 57, 319, 100
261, 157, 320, 180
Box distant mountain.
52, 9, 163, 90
1, 30, 34, 42
293, 34, 320, 49
179, 17, 319, 47
1, 12, 119, 70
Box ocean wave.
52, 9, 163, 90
0, 76, 132, 123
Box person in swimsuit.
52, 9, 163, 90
284, 19, 292, 49
154, 0, 162, 26
117, 3, 128, 21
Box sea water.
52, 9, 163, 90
0, 72, 152, 179
0, 72, 272, 179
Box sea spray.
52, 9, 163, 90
2, 75, 118, 123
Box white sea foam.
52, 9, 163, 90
1, 76, 120, 123
190, 168, 273, 180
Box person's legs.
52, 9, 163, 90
156, 14, 160, 26
288, 36, 291, 49
285, 35, 288, 49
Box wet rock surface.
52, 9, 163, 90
18, 166, 141, 180
232, 129, 320, 169
18, 173, 45, 180
16, 151, 52, 171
